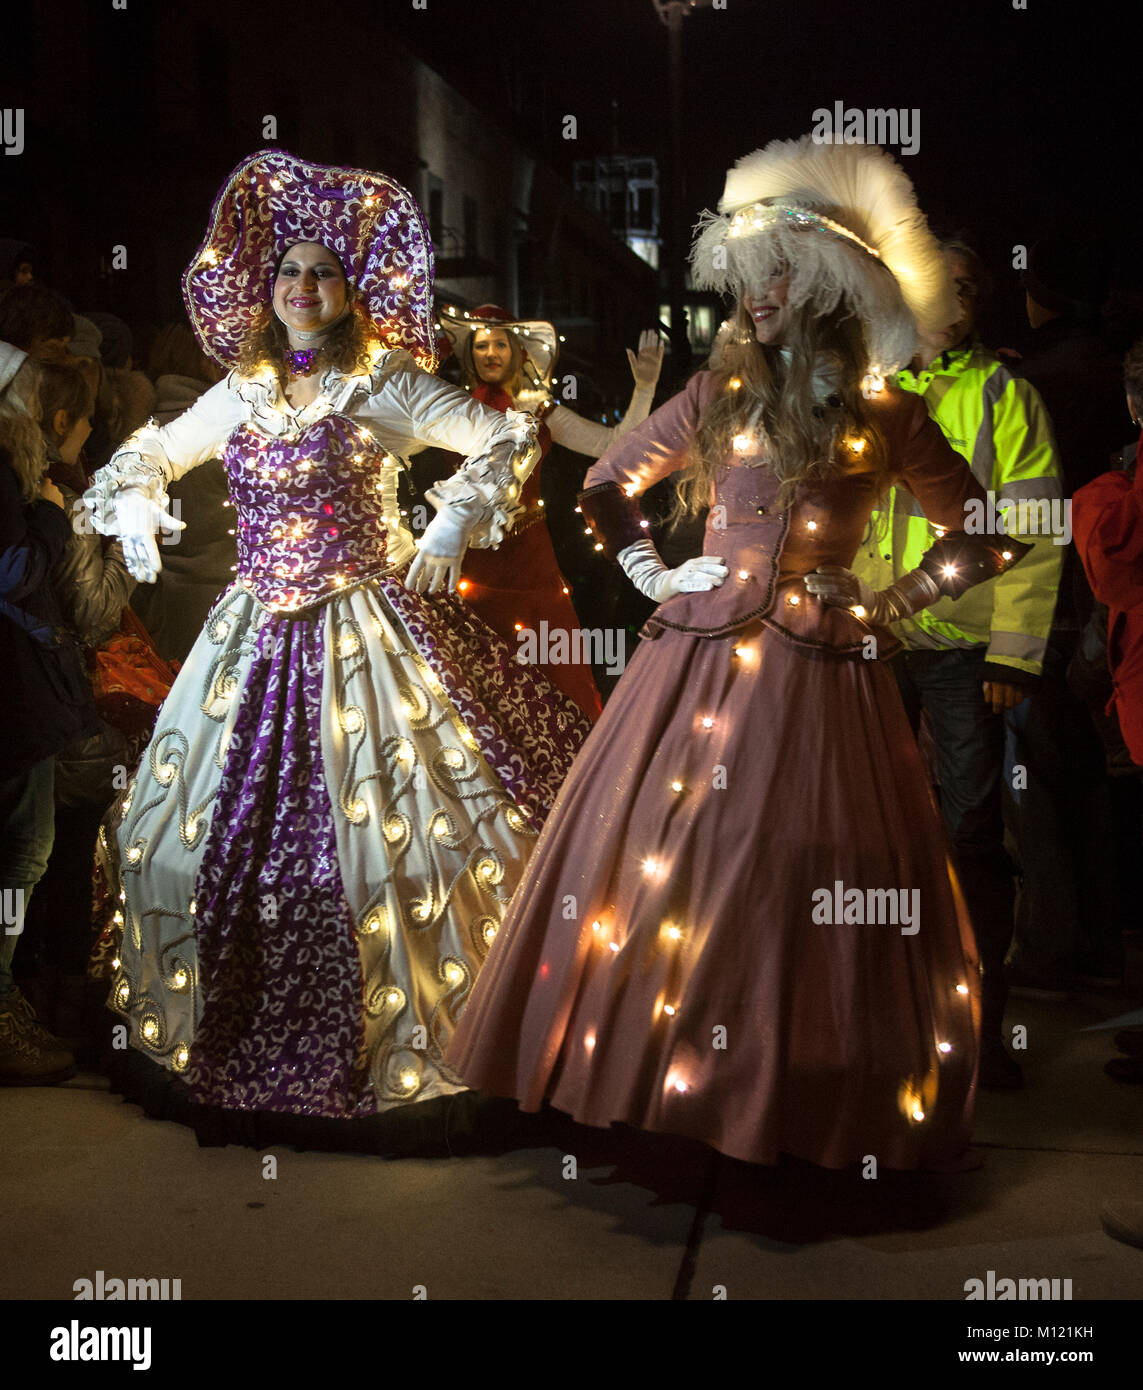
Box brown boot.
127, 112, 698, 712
0, 987, 77, 1085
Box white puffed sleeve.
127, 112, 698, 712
82, 376, 246, 536
357, 356, 542, 549
545, 381, 657, 459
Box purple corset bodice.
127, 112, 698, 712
224, 414, 396, 612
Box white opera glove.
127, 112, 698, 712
618, 538, 728, 604
627, 330, 664, 390
804, 564, 940, 625
112, 486, 185, 584
404, 505, 474, 596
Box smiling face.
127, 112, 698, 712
743, 265, 792, 346
471, 326, 514, 385
272, 243, 349, 341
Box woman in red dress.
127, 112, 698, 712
435, 305, 663, 720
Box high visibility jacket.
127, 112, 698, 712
854, 340, 1064, 681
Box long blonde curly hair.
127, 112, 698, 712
671, 296, 891, 523
0, 357, 47, 503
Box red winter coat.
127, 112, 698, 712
1072, 437, 1143, 765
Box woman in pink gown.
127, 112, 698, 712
447, 136, 1030, 1171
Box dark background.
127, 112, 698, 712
1, 0, 1136, 352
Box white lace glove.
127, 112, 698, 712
804, 564, 940, 625
404, 505, 473, 596
618, 538, 728, 604
112, 486, 185, 583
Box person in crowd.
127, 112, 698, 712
1004, 233, 1136, 997
427, 305, 663, 718
0, 283, 73, 361
0, 239, 36, 291
0, 343, 101, 1084
851, 240, 1063, 1088
127, 322, 234, 665
16, 360, 138, 1058
448, 136, 1030, 1172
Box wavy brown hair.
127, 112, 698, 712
457, 325, 525, 398
672, 297, 891, 523
0, 357, 47, 502
235, 301, 377, 393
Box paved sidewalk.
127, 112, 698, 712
4, 975, 1141, 1302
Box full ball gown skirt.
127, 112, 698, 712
107, 412, 591, 1118
447, 372, 989, 1171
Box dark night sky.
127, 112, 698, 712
382, 0, 1134, 342
0, 0, 1136, 348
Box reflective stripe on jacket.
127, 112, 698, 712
854, 341, 1064, 677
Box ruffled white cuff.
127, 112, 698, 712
426, 408, 541, 549
81, 452, 171, 536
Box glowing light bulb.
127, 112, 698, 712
942, 564, 957, 578
938, 1041, 951, 1053
849, 437, 867, 454
608, 942, 620, 953
701, 716, 714, 729
806, 519, 817, 531
663, 1004, 677, 1016
737, 568, 749, 581
727, 376, 742, 390
1002, 550, 1012, 561
445, 963, 463, 984
172, 967, 188, 990
852, 604, 867, 619
787, 593, 801, 606
400, 1070, 417, 1090
387, 989, 401, 1004
956, 983, 969, 995
732, 433, 754, 455
338, 634, 360, 657
912, 1108, 925, 1122
665, 925, 682, 941
670, 780, 684, 793
127, 847, 142, 864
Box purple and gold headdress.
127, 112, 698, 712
182, 149, 437, 371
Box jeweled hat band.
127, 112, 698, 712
725, 202, 881, 260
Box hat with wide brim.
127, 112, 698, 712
690, 136, 957, 376
437, 303, 559, 392
183, 148, 437, 371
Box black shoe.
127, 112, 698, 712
979, 1041, 1025, 1090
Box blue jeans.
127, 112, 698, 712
0, 758, 57, 1004
893, 648, 1014, 1037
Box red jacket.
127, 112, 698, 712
1072, 436, 1143, 765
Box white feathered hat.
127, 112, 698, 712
690, 136, 957, 375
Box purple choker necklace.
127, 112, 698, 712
287, 346, 325, 378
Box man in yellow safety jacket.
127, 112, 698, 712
854, 241, 1064, 1090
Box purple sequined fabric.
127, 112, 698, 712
381, 579, 591, 832
225, 416, 394, 611
187, 615, 370, 1116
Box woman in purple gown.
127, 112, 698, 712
83, 150, 590, 1130
447, 136, 1031, 1171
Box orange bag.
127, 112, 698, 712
90, 607, 176, 708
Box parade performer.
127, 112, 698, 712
432, 305, 663, 719
447, 136, 1030, 1171
83, 150, 591, 1129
